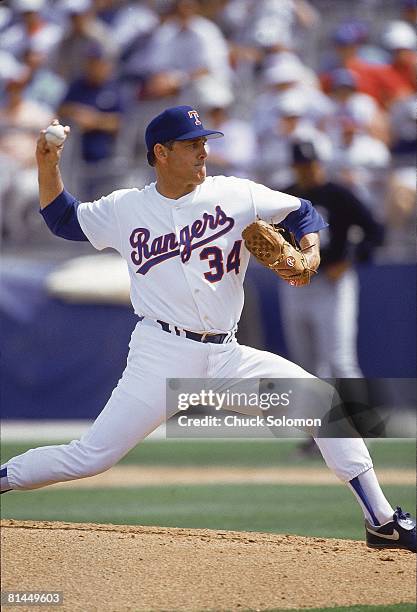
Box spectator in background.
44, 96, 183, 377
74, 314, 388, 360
113, 1, 160, 85
321, 20, 417, 110
382, 93, 416, 262
320, 21, 388, 107
330, 116, 390, 219
0, 68, 53, 241
254, 53, 332, 137
141, 0, 232, 109
59, 46, 124, 198
389, 94, 416, 159
0, 4, 13, 41
349, 20, 389, 66
21, 43, 67, 110
0, 50, 24, 103
218, 0, 320, 113
122, 0, 233, 154
202, 87, 256, 178
0, 0, 63, 57
55, 0, 118, 81
278, 141, 384, 379
376, 20, 417, 108
254, 54, 306, 136
106, 0, 158, 59
256, 89, 332, 189
262, 50, 319, 87
221, 0, 320, 57
325, 68, 389, 144
383, 167, 416, 262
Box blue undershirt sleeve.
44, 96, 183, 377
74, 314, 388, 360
39, 189, 88, 241
280, 198, 328, 243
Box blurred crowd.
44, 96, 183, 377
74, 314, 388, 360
0, 0, 415, 260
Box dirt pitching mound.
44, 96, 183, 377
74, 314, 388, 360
1, 520, 415, 611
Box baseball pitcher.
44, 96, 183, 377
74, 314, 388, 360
1, 107, 415, 553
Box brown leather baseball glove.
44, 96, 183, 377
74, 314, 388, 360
242, 220, 314, 286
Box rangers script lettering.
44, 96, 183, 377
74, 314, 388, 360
130, 205, 235, 275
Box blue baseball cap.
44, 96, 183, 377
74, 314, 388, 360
333, 22, 363, 46
145, 105, 224, 156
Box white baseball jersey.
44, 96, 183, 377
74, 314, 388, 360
77, 175, 301, 333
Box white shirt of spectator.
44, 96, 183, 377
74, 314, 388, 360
389, 95, 416, 143
254, 54, 333, 135
111, 3, 158, 54
329, 93, 379, 130
333, 133, 390, 169
207, 117, 257, 177
146, 15, 231, 86
223, 0, 301, 48
0, 16, 62, 56
258, 117, 333, 189
255, 86, 333, 136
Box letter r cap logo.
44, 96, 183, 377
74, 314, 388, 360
188, 110, 202, 126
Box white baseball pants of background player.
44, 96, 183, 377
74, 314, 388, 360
278, 269, 362, 378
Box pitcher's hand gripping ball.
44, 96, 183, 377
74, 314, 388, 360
45, 123, 67, 146
242, 220, 314, 286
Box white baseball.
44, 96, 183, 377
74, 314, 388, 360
45, 124, 66, 146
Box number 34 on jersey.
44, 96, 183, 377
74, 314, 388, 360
130, 204, 241, 282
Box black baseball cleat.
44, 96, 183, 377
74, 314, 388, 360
365, 507, 416, 552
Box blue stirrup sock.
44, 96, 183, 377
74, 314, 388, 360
349, 468, 394, 526
0, 466, 11, 493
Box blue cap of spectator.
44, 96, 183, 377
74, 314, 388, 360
330, 68, 358, 90
333, 21, 364, 46
145, 105, 224, 159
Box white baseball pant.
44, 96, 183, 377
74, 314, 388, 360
4, 321, 372, 490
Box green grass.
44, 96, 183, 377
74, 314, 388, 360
1, 439, 415, 468
1, 483, 415, 540
1, 439, 414, 539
